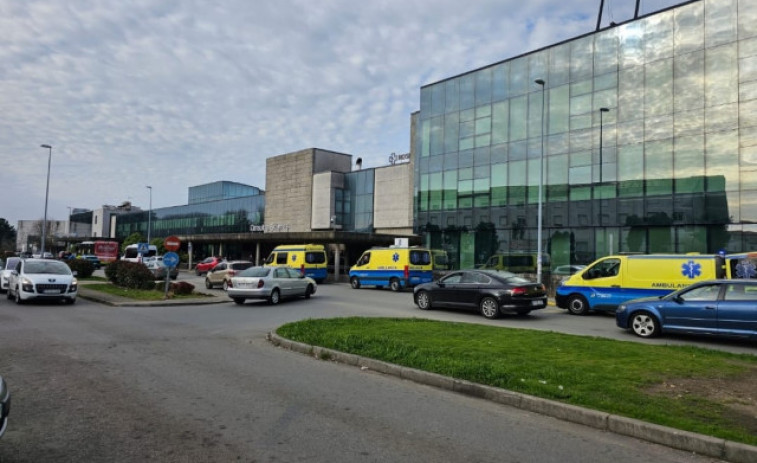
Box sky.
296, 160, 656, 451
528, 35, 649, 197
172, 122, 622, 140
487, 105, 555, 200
0, 0, 684, 228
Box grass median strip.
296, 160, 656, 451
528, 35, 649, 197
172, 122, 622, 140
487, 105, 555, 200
82, 283, 210, 300
277, 317, 757, 446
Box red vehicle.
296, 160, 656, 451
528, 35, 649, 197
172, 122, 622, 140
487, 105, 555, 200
195, 256, 224, 276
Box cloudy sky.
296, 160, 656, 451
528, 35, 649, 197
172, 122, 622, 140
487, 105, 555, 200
0, 0, 682, 228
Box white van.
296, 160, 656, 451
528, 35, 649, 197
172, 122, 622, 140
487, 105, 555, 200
121, 244, 158, 263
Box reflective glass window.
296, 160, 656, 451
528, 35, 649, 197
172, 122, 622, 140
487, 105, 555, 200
705, 43, 738, 107
492, 63, 509, 102
674, 2, 704, 55
492, 101, 509, 144
705, 0, 737, 47
509, 96, 527, 141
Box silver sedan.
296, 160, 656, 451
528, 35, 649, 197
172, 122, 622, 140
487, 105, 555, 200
226, 266, 316, 305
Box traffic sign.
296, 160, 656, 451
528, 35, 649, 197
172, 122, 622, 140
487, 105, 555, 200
137, 242, 149, 254
164, 235, 181, 252
163, 252, 180, 268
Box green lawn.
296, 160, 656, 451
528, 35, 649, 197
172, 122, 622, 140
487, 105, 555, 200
83, 283, 208, 300
277, 317, 757, 446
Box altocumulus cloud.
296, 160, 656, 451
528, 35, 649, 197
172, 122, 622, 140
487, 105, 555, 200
0, 0, 681, 226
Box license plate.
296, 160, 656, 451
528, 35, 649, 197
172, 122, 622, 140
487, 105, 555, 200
531, 300, 542, 306
44, 289, 61, 294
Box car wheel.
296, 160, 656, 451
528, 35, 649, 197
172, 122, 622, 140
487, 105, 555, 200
630, 311, 661, 338
305, 284, 314, 299
205, 278, 212, 289
14, 287, 24, 305
567, 295, 589, 315
269, 288, 281, 305
222, 280, 229, 291
350, 277, 361, 289
479, 296, 500, 319
415, 290, 432, 310
389, 278, 401, 292
6, 289, 12, 300
170, 275, 177, 280
65, 298, 76, 305
233, 297, 245, 305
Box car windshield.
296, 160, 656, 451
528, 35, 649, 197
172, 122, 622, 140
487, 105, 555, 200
25, 261, 71, 275
4, 258, 20, 270
238, 267, 270, 278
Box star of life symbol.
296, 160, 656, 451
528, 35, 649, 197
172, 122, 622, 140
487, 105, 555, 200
291, 255, 297, 262
392, 253, 400, 262
735, 259, 757, 279
681, 260, 702, 279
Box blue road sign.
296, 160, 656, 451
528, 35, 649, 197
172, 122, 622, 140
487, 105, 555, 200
137, 242, 149, 254
163, 252, 180, 268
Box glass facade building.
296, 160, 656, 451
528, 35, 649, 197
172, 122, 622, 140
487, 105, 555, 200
115, 182, 264, 241
415, 0, 757, 271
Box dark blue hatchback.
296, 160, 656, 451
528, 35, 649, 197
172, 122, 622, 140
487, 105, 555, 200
616, 280, 757, 339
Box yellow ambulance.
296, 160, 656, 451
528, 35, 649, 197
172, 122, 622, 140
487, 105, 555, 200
264, 244, 328, 283
349, 247, 433, 291
555, 253, 726, 315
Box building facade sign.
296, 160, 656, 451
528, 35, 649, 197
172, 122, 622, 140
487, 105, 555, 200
250, 224, 291, 233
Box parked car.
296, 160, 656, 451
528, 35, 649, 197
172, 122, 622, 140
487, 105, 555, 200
144, 260, 178, 280
195, 256, 224, 276
0, 374, 8, 439
552, 265, 586, 276
205, 260, 254, 290
1, 257, 21, 293
226, 266, 316, 305
616, 280, 757, 339
79, 254, 102, 269
413, 269, 547, 319
6, 258, 78, 304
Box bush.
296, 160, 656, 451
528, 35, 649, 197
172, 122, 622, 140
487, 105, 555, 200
104, 260, 154, 290
155, 281, 195, 295
66, 259, 94, 278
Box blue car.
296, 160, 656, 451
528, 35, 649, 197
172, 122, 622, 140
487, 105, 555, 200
616, 280, 757, 339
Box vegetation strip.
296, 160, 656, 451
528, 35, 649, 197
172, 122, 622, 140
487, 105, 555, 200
276, 317, 757, 447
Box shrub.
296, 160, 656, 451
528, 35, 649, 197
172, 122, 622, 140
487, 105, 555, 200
105, 260, 126, 283
172, 281, 195, 295
66, 259, 94, 278
117, 262, 156, 290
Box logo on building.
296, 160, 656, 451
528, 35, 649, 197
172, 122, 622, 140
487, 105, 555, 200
250, 224, 291, 233
388, 152, 410, 165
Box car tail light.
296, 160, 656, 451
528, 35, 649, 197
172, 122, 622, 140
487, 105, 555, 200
228, 270, 236, 277
227, 279, 233, 288
510, 287, 528, 296
257, 279, 264, 288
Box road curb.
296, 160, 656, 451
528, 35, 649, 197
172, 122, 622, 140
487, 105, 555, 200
268, 331, 757, 463
77, 288, 227, 307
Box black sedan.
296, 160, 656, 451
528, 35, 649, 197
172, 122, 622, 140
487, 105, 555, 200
413, 270, 547, 319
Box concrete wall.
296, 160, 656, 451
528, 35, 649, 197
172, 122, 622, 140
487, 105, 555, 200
373, 163, 413, 235
311, 172, 344, 230
313, 149, 352, 175
265, 148, 315, 233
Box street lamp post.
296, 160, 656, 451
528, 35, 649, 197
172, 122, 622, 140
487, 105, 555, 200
40, 144, 52, 256
146, 186, 152, 243
534, 79, 546, 284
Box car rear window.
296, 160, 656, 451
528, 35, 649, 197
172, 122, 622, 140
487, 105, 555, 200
231, 262, 254, 271
239, 267, 270, 278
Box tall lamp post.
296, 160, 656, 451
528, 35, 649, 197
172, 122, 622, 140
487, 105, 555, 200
40, 144, 52, 256
598, 107, 610, 254
146, 186, 152, 243
534, 79, 546, 284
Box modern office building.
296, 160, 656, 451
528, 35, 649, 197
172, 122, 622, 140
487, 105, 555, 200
414, 0, 757, 272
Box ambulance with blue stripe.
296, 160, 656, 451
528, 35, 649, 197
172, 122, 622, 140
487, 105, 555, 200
349, 247, 433, 292
555, 254, 727, 315
264, 244, 328, 283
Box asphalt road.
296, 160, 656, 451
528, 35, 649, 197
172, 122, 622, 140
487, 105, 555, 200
0, 277, 745, 462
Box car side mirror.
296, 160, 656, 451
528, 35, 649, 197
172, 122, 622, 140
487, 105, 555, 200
437, 282, 445, 288
72, 271, 78, 277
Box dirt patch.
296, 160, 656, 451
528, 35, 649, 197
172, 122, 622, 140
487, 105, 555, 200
646, 370, 757, 434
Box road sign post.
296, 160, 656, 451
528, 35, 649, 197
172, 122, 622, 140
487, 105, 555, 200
162, 251, 180, 298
